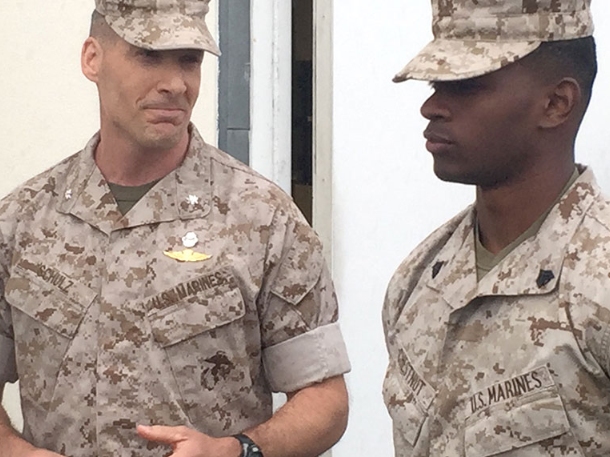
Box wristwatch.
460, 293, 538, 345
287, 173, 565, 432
233, 433, 264, 457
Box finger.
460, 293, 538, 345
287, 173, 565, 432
137, 424, 189, 445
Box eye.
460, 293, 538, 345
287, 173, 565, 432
180, 51, 204, 66
431, 79, 484, 96
135, 49, 162, 64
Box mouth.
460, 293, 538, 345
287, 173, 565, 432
423, 128, 454, 154
423, 128, 453, 144
143, 106, 187, 124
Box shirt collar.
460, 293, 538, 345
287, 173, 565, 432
56, 125, 212, 235
426, 166, 600, 310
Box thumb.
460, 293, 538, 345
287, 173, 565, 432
137, 424, 189, 445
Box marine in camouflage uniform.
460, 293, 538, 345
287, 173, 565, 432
0, 1, 350, 457
384, 1, 609, 456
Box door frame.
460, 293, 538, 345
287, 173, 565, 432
229, 0, 334, 265
312, 0, 334, 266
249, 0, 292, 194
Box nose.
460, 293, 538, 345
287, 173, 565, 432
157, 67, 188, 96
420, 90, 451, 122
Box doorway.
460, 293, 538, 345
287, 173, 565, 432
291, 0, 314, 223
292, 0, 334, 267
219, 0, 333, 259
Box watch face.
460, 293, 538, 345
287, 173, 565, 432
234, 434, 263, 457
247, 444, 263, 457
242, 443, 262, 457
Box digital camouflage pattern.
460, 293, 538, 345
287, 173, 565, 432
394, 0, 594, 82
95, 0, 221, 54
383, 166, 610, 456
0, 126, 350, 457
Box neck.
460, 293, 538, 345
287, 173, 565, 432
94, 129, 190, 186
476, 159, 575, 254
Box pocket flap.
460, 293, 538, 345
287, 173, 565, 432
149, 286, 246, 347
6, 264, 95, 338
465, 393, 570, 457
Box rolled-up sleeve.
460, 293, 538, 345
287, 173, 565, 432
259, 207, 351, 392
263, 321, 350, 392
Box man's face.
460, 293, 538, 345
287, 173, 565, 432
95, 38, 203, 151
421, 61, 545, 189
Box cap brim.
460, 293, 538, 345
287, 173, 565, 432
105, 13, 221, 55
393, 39, 541, 82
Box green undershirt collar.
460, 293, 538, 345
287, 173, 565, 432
476, 168, 580, 280
108, 180, 160, 215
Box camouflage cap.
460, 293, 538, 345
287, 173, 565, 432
394, 0, 593, 83
95, 0, 220, 55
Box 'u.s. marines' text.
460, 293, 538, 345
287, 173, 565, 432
470, 369, 545, 414
147, 271, 228, 311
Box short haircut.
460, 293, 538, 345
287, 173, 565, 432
90, 10, 118, 45
521, 36, 598, 108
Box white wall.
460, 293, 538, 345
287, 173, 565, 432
0, 1, 219, 199
331, 2, 610, 456
3, 0, 610, 454
0, 0, 219, 429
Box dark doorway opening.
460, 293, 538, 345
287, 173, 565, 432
292, 0, 314, 223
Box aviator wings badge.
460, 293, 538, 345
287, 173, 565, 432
164, 232, 212, 263
164, 249, 212, 263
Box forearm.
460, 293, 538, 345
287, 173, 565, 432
245, 376, 349, 457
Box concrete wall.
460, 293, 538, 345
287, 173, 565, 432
0, 0, 219, 430
331, 2, 610, 456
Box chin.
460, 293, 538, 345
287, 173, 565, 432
433, 166, 471, 185
139, 128, 187, 150
432, 159, 496, 186
434, 168, 511, 190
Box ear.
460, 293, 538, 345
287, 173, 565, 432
81, 37, 103, 83
539, 78, 582, 129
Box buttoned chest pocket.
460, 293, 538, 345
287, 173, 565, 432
148, 278, 250, 424
464, 390, 584, 457
5, 264, 95, 410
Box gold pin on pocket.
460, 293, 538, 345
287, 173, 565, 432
164, 232, 213, 262
164, 249, 212, 262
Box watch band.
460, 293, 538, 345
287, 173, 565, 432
232, 433, 264, 457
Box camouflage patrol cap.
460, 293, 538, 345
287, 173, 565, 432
95, 0, 220, 55
394, 0, 593, 82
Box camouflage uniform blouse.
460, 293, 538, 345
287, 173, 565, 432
383, 167, 610, 457
0, 126, 350, 457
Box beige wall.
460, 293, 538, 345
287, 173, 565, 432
0, 0, 219, 428
0, 0, 219, 198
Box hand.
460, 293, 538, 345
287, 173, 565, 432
137, 424, 242, 457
